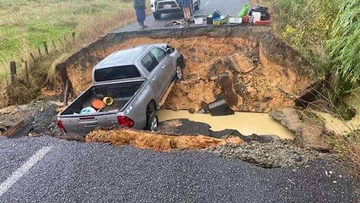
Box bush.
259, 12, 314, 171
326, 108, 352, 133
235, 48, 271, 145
272, 0, 339, 74
328, 0, 360, 83
273, 0, 360, 91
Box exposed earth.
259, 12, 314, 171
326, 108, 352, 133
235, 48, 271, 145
63, 36, 312, 113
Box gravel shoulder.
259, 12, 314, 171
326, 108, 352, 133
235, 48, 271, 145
0, 136, 359, 203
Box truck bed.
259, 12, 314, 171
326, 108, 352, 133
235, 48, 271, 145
61, 81, 144, 116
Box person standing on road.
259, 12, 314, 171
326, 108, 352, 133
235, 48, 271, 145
134, 0, 147, 29
179, 0, 191, 26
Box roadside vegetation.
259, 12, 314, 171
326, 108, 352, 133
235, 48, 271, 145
0, 0, 136, 106
263, 0, 360, 176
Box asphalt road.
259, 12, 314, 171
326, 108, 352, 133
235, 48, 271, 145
0, 137, 359, 203
113, 0, 249, 33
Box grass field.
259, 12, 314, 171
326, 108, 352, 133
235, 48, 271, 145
0, 0, 133, 79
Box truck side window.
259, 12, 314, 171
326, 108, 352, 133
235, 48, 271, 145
141, 53, 159, 72
150, 48, 166, 63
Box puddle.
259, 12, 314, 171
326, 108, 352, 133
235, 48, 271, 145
157, 110, 295, 140
314, 92, 360, 135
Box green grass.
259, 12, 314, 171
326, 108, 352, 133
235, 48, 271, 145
0, 0, 132, 74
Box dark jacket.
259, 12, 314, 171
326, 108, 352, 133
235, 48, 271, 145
134, 0, 146, 9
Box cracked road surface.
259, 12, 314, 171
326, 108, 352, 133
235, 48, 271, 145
0, 137, 359, 202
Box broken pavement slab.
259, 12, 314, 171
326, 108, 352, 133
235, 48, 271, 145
269, 108, 333, 152
209, 99, 235, 116
0, 101, 59, 138
208, 139, 320, 168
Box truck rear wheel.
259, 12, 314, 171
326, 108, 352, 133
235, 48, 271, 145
146, 102, 158, 132
147, 112, 158, 132
153, 12, 161, 20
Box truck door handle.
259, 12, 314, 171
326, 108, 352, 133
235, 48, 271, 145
152, 76, 157, 81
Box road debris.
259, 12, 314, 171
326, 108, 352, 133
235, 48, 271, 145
0, 101, 59, 137
208, 99, 234, 116
207, 138, 320, 168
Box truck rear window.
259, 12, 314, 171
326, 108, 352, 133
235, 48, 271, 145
94, 65, 141, 82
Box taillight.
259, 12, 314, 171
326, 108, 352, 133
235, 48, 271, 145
57, 120, 67, 133
117, 116, 134, 128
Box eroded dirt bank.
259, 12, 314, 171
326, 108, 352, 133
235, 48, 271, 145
86, 128, 243, 151
55, 26, 315, 113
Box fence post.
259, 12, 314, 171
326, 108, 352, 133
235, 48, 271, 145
59, 38, 63, 46
24, 60, 30, 87
44, 42, 49, 55
10, 61, 17, 84
63, 79, 69, 106
38, 47, 42, 57
52, 40, 56, 49
30, 53, 36, 61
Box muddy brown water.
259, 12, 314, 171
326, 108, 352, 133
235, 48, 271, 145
314, 92, 360, 135
157, 110, 295, 140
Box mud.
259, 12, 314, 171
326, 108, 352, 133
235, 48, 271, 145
270, 108, 333, 152
54, 26, 315, 113
86, 128, 243, 152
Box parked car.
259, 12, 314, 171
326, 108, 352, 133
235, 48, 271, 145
57, 44, 185, 135
150, 0, 200, 20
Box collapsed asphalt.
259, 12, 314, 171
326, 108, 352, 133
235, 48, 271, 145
0, 136, 359, 203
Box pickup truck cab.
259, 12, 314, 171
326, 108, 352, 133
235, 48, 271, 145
57, 44, 184, 135
150, 0, 200, 20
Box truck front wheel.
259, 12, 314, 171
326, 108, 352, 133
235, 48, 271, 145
176, 65, 183, 80
153, 12, 161, 20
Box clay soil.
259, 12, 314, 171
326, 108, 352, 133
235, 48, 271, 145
66, 36, 312, 113
86, 128, 243, 152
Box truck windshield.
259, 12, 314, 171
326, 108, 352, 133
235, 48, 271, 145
94, 65, 141, 82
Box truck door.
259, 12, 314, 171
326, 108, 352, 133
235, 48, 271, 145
150, 48, 173, 84
140, 52, 165, 101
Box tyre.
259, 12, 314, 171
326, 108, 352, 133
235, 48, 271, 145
176, 65, 183, 80
153, 12, 161, 20
195, 0, 200, 10
147, 112, 158, 132
146, 103, 158, 132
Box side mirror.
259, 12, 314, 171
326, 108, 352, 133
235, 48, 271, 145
166, 48, 174, 54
